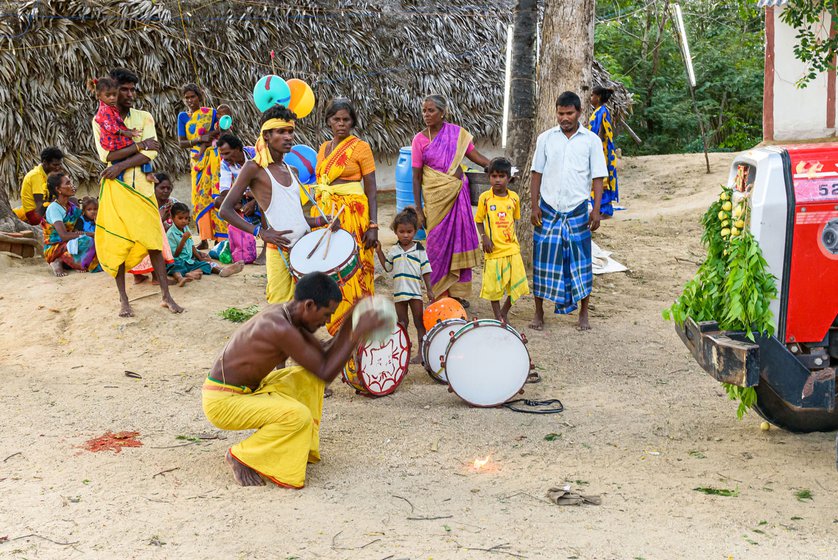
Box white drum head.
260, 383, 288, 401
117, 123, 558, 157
353, 295, 398, 345
423, 318, 467, 382
289, 228, 355, 275
357, 323, 410, 396
444, 321, 530, 407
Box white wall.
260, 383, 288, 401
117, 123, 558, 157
772, 9, 835, 140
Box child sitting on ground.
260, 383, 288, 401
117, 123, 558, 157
166, 202, 243, 286
475, 157, 529, 324
80, 197, 98, 233
88, 76, 155, 184
375, 206, 434, 364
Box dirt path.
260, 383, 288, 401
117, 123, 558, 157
1, 152, 836, 559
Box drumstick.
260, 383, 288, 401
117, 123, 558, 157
306, 228, 330, 259
302, 184, 330, 223
321, 204, 346, 259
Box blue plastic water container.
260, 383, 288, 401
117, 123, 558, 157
394, 146, 426, 240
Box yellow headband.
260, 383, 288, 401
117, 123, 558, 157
254, 118, 296, 168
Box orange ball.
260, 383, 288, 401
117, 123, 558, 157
423, 297, 467, 331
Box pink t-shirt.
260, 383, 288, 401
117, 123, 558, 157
411, 132, 475, 168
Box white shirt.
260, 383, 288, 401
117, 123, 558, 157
531, 123, 608, 213
219, 146, 256, 192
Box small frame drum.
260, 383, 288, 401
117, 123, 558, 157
422, 318, 467, 383
289, 228, 359, 285
342, 323, 410, 397
443, 319, 531, 407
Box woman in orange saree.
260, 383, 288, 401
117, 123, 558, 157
312, 99, 378, 335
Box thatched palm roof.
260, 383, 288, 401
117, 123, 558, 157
0, 0, 629, 193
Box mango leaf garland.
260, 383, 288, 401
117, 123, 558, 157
665, 186, 778, 419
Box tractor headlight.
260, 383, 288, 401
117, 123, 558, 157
823, 219, 838, 255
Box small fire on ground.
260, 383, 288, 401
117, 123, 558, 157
469, 455, 497, 473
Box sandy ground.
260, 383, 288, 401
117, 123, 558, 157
1, 151, 837, 560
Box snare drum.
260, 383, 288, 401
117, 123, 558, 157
422, 318, 467, 383
443, 319, 531, 407
289, 228, 359, 285
342, 323, 410, 397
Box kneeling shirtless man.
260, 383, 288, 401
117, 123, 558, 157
202, 272, 383, 488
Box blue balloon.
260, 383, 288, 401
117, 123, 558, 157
285, 144, 318, 185
253, 75, 291, 113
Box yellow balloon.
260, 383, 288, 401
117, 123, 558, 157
287, 78, 315, 119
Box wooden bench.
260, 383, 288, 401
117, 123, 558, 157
0, 230, 39, 259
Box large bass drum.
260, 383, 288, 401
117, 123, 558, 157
443, 320, 531, 407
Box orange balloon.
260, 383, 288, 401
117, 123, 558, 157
287, 78, 315, 119
423, 297, 467, 331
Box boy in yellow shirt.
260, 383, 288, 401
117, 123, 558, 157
475, 157, 530, 323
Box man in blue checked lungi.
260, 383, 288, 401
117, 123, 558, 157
529, 91, 608, 332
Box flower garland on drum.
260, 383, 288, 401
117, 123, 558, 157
664, 186, 778, 419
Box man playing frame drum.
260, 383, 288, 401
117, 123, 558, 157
202, 272, 384, 488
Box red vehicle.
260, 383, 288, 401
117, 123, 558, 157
676, 144, 838, 432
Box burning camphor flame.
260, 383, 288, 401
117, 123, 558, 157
472, 455, 491, 470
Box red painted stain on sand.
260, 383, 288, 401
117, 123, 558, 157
82, 431, 142, 453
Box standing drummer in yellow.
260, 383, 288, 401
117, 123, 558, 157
219, 105, 333, 304
475, 157, 530, 324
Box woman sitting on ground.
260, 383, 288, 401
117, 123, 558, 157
42, 171, 100, 276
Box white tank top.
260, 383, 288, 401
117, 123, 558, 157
263, 163, 310, 247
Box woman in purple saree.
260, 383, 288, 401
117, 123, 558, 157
412, 95, 490, 306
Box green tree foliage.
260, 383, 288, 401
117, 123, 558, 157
595, 0, 764, 154
780, 1, 838, 87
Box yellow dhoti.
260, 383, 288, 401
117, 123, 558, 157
480, 253, 530, 302
94, 176, 163, 277
265, 244, 295, 304
202, 366, 326, 488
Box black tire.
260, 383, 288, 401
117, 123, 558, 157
753, 380, 838, 433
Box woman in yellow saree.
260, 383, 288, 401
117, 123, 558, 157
177, 84, 227, 248
312, 99, 378, 335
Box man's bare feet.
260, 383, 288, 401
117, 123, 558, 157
177, 276, 191, 287
119, 300, 135, 318
577, 314, 591, 331
528, 316, 544, 331
220, 261, 245, 278
226, 450, 264, 486
133, 274, 148, 284
160, 296, 184, 313
50, 260, 67, 277
410, 354, 423, 365
186, 270, 202, 281
324, 387, 333, 398
253, 253, 266, 265
151, 275, 177, 286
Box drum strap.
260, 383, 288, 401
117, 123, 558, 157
503, 398, 564, 414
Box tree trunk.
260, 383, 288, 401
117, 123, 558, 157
506, 0, 538, 262
515, 0, 597, 261
0, 183, 40, 238
507, 0, 538, 169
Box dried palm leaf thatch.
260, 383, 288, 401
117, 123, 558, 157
0, 0, 627, 195
0, 0, 511, 192
592, 59, 633, 125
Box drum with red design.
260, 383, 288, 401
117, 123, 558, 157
342, 323, 410, 397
